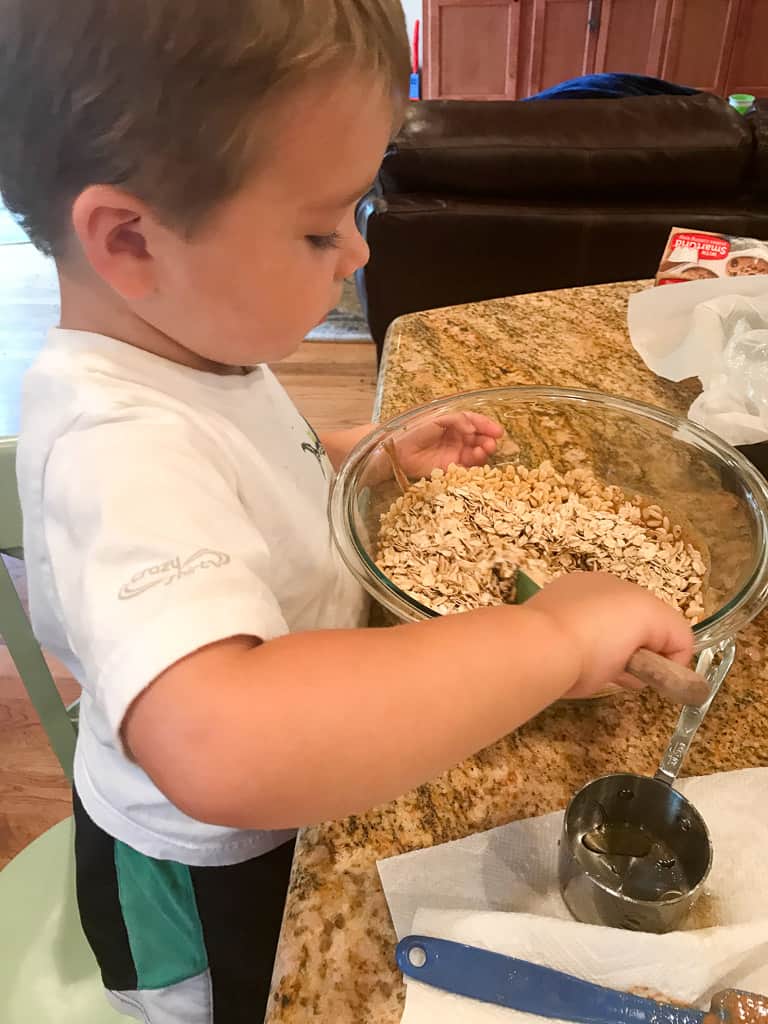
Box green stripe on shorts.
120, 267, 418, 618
114, 841, 209, 990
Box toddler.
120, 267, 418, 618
0, 2, 693, 1021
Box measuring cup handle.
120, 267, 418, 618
654, 639, 736, 787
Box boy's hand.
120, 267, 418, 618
396, 412, 504, 478
321, 413, 502, 475
528, 572, 694, 700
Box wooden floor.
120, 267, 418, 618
0, 242, 378, 868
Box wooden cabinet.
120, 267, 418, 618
528, 0, 670, 92
528, 0, 594, 94
592, 0, 669, 77
424, 0, 522, 99
660, 0, 741, 93
424, 0, 768, 100
725, 0, 768, 99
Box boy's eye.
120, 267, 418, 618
306, 231, 341, 251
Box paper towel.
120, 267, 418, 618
377, 768, 768, 1023
628, 277, 768, 445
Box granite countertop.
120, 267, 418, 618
266, 281, 768, 1023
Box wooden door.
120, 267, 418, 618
424, 0, 522, 99
527, 0, 596, 95
592, 0, 670, 77
660, 0, 741, 93
725, 0, 768, 99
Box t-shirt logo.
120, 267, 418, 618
301, 422, 329, 479
118, 549, 230, 600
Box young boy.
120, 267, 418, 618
0, 2, 693, 1022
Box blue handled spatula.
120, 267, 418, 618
397, 936, 765, 1024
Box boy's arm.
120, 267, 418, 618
123, 573, 692, 831
123, 605, 577, 828
320, 424, 373, 470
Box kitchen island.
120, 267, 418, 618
266, 281, 768, 1023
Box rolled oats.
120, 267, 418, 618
376, 461, 707, 620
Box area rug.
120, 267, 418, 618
306, 277, 372, 341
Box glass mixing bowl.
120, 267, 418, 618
330, 387, 768, 652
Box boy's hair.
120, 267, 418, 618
0, 0, 409, 257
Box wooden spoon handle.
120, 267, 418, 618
627, 649, 709, 707
383, 440, 410, 495
709, 989, 768, 1024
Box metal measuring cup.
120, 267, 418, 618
558, 639, 736, 933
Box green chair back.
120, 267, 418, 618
0, 454, 118, 1021
0, 817, 125, 1022
0, 437, 77, 779
0, 435, 23, 552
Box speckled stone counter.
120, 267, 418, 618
266, 282, 768, 1023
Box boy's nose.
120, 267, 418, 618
336, 228, 370, 280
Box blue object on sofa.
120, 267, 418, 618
525, 73, 699, 102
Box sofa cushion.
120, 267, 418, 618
361, 196, 768, 350
750, 101, 768, 201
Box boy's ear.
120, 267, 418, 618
71, 185, 162, 300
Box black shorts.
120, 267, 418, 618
73, 789, 295, 1024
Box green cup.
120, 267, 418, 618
729, 92, 756, 115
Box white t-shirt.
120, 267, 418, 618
17, 329, 368, 866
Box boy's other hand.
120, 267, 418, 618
527, 572, 694, 700
397, 412, 504, 478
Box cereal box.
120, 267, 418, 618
655, 227, 768, 286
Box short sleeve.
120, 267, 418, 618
42, 412, 289, 739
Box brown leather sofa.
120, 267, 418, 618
357, 93, 768, 360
